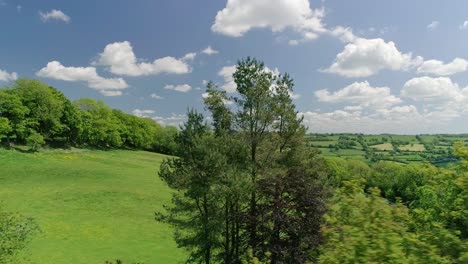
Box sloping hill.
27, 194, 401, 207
0, 148, 184, 263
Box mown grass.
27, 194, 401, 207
0, 148, 184, 264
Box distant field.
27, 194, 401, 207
308, 134, 466, 166
371, 143, 394, 151
0, 149, 184, 264
399, 144, 425, 151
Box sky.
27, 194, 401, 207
1, 0, 468, 134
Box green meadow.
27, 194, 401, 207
0, 148, 184, 264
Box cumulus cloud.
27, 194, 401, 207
164, 84, 192, 92
202, 46, 219, 55
95, 41, 191, 76
0, 68, 18, 82
323, 38, 423, 77
401, 76, 466, 103
36, 61, 128, 96
304, 77, 468, 133
427, 21, 439, 30
39, 9, 70, 23
132, 110, 187, 126
212, 0, 326, 42
300, 106, 430, 134
132, 109, 155, 118
315, 81, 401, 110
416, 58, 468, 76
328, 26, 357, 43
152, 114, 187, 127
298, 103, 463, 134
218, 65, 237, 93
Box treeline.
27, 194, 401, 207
0, 79, 177, 154
158, 58, 467, 263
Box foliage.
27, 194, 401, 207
0, 79, 178, 154
26, 130, 45, 152
319, 182, 451, 264
159, 58, 328, 263
0, 205, 38, 263
0, 117, 12, 141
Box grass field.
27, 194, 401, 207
398, 144, 425, 151
371, 143, 394, 151
308, 134, 466, 166
0, 148, 184, 264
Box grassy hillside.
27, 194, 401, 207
0, 149, 184, 264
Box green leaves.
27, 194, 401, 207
319, 182, 451, 264
0, 206, 39, 263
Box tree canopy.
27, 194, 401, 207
0, 79, 177, 153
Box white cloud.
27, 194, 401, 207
0, 68, 18, 82
324, 38, 422, 77
289, 92, 301, 99
36, 61, 128, 96
427, 21, 439, 30
152, 114, 187, 127
150, 93, 163, 99
132, 110, 187, 126
329, 26, 357, 43
305, 76, 468, 133
417, 58, 468, 76
39, 9, 70, 23
202, 46, 219, 55
460, 21, 468, 30
96, 41, 191, 76
315, 81, 401, 110
132, 109, 155, 118
16, 5, 21, 13
218, 65, 237, 93
182, 52, 197, 61
164, 84, 192, 93
100, 90, 122, 96
212, 0, 326, 42
401, 76, 466, 103
299, 105, 446, 134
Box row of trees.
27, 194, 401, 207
158, 58, 467, 263
0, 79, 177, 154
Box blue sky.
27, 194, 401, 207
1, 0, 468, 134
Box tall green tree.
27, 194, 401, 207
160, 58, 328, 263
12, 79, 68, 142
158, 111, 228, 264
